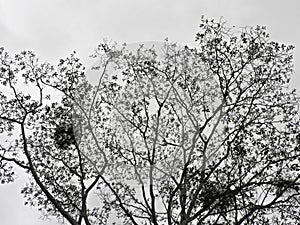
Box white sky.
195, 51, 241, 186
0, 0, 299, 224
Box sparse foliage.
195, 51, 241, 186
0, 18, 299, 225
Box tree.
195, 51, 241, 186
0, 18, 299, 225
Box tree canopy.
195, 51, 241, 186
0, 18, 300, 225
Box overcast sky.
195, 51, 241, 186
0, 0, 300, 224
